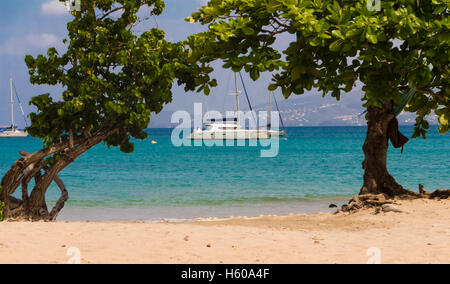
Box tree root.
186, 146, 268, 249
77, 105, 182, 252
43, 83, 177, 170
419, 184, 450, 200
1, 129, 116, 221
336, 194, 393, 214
2, 151, 70, 222
336, 185, 450, 215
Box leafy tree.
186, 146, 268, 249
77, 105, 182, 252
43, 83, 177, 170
0, 0, 211, 220
187, 0, 449, 197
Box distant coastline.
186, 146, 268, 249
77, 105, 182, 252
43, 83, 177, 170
147, 124, 440, 129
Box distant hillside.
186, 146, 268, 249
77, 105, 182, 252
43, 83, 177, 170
253, 95, 365, 126
149, 93, 437, 128
253, 94, 436, 127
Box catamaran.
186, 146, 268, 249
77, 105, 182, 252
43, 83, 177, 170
189, 73, 285, 140
0, 76, 28, 138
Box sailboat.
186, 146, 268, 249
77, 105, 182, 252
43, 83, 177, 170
188, 73, 285, 140
0, 76, 28, 138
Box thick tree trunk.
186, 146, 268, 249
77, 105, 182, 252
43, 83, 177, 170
1, 129, 116, 221
359, 101, 414, 197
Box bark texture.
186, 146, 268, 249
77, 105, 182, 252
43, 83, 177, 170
359, 102, 449, 201
360, 101, 418, 197
0, 129, 116, 221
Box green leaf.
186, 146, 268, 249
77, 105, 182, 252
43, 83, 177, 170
250, 69, 260, 80
438, 114, 448, 126
329, 40, 343, 52
242, 27, 254, 35
331, 30, 345, 40
268, 84, 278, 91
266, 0, 280, 13
291, 66, 302, 80
366, 33, 378, 44
438, 125, 449, 134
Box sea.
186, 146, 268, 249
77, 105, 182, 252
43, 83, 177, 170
0, 126, 448, 221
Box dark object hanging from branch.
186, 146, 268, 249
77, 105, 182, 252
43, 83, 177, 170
387, 117, 409, 153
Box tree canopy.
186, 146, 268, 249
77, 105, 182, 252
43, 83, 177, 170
24, 0, 212, 153
187, 0, 449, 138
1, 0, 215, 220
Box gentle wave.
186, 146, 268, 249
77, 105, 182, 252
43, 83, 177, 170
48, 194, 352, 208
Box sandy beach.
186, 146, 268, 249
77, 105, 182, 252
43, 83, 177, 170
0, 198, 448, 264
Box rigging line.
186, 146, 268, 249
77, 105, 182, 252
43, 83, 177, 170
12, 81, 28, 127
223, 71, 231, 115
153, 14, 159, 29
272, 92, 287, 133
238, 72, 253, 112
238, 72, 257, 126
358, 109, 367, 117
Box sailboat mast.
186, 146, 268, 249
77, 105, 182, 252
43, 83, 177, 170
234, 72, 240, 128
10, 76, 14, 130
269, 91, 272, 126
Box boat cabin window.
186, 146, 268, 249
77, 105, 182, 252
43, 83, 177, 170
219, 126, 238, 130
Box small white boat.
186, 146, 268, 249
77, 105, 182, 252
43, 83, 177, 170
0, 128, 29, 138
0, 76, 28, 138
189, 118, 285, 140
189, 73, 285, 140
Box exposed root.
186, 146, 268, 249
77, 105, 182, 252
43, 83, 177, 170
417, 184, 450, 200
336, 185, 450, 215
335, 194, 394, 214
48, 175, 69, 221
429, 190, 450, 199
1, 129, 116, 221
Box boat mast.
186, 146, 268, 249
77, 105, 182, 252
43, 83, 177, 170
234, 72, 240, 128
10, 76, 14, 130
269, 91, 272, 127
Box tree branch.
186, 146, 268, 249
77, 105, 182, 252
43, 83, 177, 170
97, 6, 124, 21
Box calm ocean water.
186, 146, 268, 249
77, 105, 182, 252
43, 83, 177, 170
0, 126, 448, 221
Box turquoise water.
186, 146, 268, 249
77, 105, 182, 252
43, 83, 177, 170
0, 127, 448, 221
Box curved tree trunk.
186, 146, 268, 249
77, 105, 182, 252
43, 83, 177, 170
1, 129, 116, 221
359, 101, 415, 197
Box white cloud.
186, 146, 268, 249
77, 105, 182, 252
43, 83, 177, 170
197, 0, 209, 7
0, 33, 61, 56
26, 33, 59, 48
41, 0, 68, 16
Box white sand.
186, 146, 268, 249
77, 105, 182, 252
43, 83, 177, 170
0, 198, 448, 264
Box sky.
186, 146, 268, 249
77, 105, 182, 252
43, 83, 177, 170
0, 0, 363, 128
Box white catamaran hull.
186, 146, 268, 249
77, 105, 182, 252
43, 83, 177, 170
188, 129, 285, 140
188, 72, 287, 141
0, 130, 28, 138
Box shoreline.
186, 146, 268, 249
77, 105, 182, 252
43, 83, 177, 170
53, 195, 352, 222
1, 198, 448, 264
